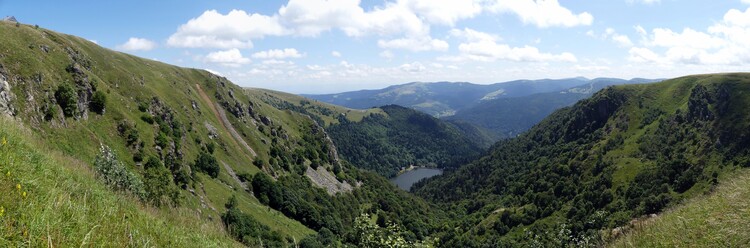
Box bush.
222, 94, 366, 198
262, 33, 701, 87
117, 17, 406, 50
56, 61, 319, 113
195, 151, 219, 178
140, 114, 154, 124
222, 198, 288, 247
90, 91, 106, 114
143, 157, 178, 206
93, 145, 146, 200
54, 83, 78, 117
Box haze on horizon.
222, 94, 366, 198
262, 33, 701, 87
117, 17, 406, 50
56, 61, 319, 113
3, 0, 750, 93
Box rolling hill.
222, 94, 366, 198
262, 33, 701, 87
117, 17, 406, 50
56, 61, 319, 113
413, 73, 750, 246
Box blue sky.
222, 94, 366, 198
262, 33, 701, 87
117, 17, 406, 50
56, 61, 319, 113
2, 0, 750, 93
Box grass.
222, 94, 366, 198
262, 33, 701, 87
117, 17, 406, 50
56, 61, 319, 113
0, 116, 241, 247
609, 168, 750, 247
0, 21, 317, 243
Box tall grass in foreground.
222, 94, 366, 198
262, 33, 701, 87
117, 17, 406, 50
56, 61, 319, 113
610, 169, 750, 247
0, 116, 240, 247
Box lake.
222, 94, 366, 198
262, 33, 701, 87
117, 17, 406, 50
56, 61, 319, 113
390, 168, 443, 191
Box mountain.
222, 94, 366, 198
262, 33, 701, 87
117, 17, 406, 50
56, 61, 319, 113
0, 21, 441, 247
446, 78, 659, 141
246, 89, 484, 178
413, 73, 750, 246
303, 78, 592, 117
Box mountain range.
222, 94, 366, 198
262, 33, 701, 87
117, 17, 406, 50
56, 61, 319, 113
305, 78, 660, 143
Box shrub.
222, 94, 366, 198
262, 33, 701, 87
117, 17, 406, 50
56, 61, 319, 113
140, 114, 154, 124
143, 156, 178, 206
252, 157, 264, 169
90, 91, 106, 114
222, 198, 287, 247
93, 145, 146, 200
195, 151, 219, 178
54, 83, 78, 117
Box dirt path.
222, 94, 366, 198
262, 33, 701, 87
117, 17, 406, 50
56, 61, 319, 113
195, 83, 257, 157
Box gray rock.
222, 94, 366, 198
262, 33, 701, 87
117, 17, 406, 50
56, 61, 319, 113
0, 73, 15, 117
3, 16, 17, 23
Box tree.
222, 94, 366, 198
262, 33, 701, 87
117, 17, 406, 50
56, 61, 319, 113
90, 91, 107, 114
143, 156, 178, 206
194, 151, 219, 178
55, 83, 78, 117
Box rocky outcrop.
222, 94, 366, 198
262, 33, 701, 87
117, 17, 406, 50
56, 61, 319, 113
0, 71, 15, 117
305, 166, 353, 195
2, 16, 17, 23
66, 63, 93, 120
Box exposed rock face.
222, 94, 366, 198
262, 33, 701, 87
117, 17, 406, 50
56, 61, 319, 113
0, 72, 15, 117
66, 63, 93, 120
205, 122, 218, 139
2, 16, 17, 23
305, 166, 353, 195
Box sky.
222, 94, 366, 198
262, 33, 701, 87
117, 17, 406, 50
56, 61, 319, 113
2, 0, 750, 94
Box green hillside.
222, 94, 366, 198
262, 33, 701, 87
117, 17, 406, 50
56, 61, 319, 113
327, 105, 483, 178
0, 21, 440, 247
0, 116, 240, 247
414, 73, 750, 246
609, 168, 750, 247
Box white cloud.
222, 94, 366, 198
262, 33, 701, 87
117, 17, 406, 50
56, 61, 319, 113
251, 48, 304, 59
279, 0, 428, 37
629, 7, 750, 65
458, 41, 577, 62
400, 62, 427, 72
262, 59, 295, 65
167, 9, 287, 49
485, 0, 593, 28
744, 0, 750, 4
450, 28, 577, 63
204, 48, 251, 67
627, 0, 660, 4
332, 51, 342, 57
170, 0, 592, 53
380, 50, 395, 59
401, 0, 483, 26
588, 28, 633, 47
117, 37, 157, 51
205, 69, 223, 76
451, 28, 502, 42
377, 37, 449, 52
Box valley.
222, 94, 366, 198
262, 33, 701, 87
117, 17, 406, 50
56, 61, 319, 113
3, 5, 750, 247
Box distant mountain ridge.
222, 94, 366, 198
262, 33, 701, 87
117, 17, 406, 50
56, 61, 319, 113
303, 78, 593, 117
447, 77, 660, 141
303, 78, 657, 118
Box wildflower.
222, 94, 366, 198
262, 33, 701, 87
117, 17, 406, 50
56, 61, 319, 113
0, 206, 4, 217
22, 191, 26, 198
16, 184, 21, 191
5, 171, 9, 177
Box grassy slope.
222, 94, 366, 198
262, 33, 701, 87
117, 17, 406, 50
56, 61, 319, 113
0, 116, 241, 247
245, 88, 386, 126
610, 168, 750, 247
0, 22, 313, 241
